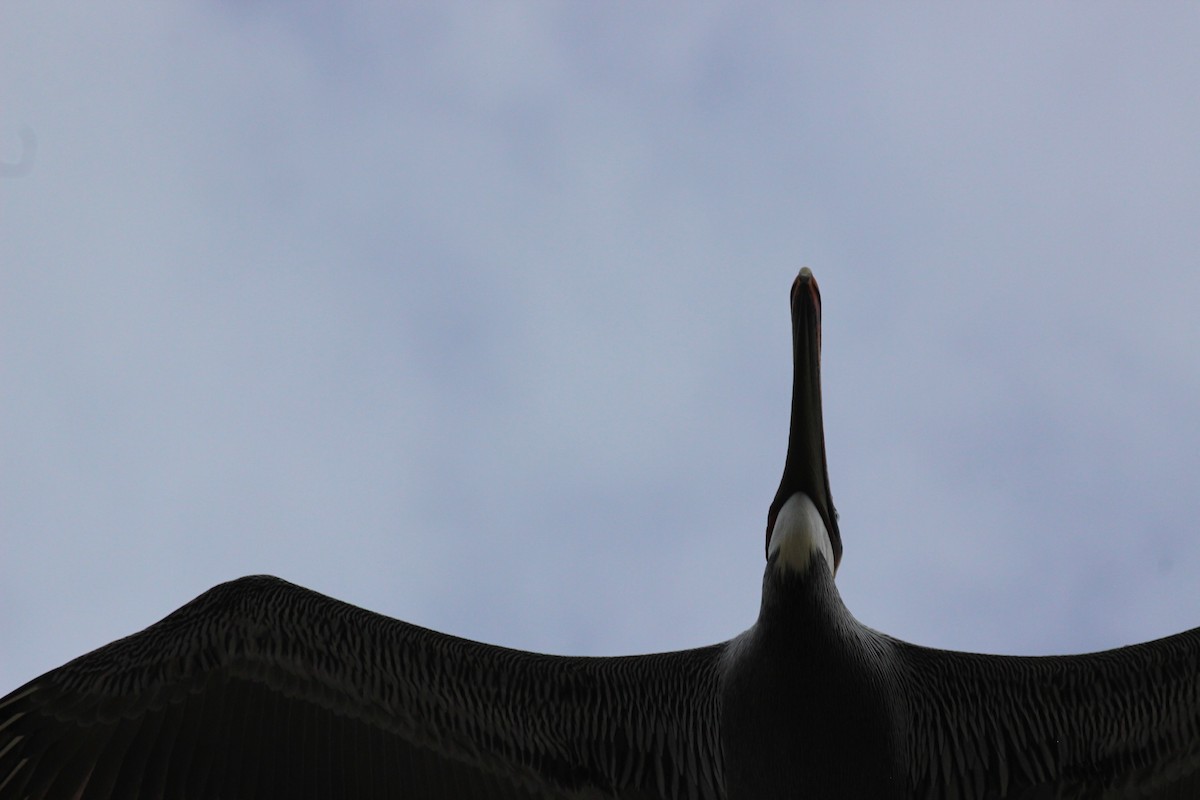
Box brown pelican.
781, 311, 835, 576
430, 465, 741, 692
2, 270, 1199, 799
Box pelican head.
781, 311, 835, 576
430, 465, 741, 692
765, 268, 841, 577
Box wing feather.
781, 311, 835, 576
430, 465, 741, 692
0, 576, 725, 800
898, 628, 1200, 798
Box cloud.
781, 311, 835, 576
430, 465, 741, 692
2, 3, 1199, 693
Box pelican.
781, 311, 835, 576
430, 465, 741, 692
2, 270, 1199, 799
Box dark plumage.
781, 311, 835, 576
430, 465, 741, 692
3, 270, 1198, 799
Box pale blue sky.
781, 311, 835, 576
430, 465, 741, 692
3, 4, 1199, 692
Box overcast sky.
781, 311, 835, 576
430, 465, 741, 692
3, 4, 1200, 693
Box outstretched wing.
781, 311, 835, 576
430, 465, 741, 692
0, 576, 726, 800
897, 628, 1200, 799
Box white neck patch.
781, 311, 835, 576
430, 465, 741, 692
768, 492, 835, 576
